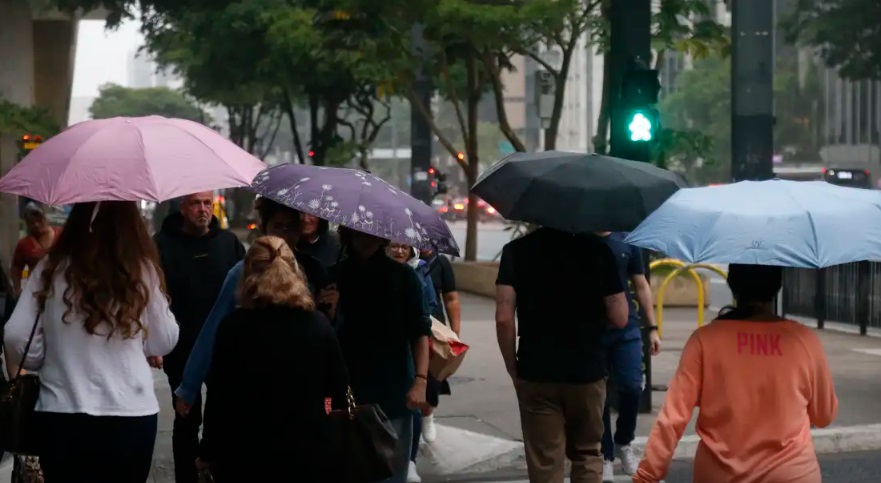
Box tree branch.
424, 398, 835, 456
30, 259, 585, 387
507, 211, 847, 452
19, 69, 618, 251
439, 51, 470, 147
406, 87, 468, 172
523, 49, 560, 76
480, 50, 527, 152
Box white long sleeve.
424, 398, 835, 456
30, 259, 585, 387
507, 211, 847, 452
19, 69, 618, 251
4, 267, 45, 372
143, 266, 180, 357
3, 260, 180, 417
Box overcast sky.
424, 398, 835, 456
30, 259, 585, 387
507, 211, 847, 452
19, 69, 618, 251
72, 20, 143, 97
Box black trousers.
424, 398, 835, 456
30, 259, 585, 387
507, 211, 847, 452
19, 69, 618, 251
38, 412, 158, 483
166, 372, 203, 483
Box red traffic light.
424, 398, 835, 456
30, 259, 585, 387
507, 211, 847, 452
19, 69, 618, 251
428, 167, 436, 175
308, 150, 315, 157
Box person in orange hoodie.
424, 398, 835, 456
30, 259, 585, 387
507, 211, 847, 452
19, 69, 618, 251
633, 264, 838, 483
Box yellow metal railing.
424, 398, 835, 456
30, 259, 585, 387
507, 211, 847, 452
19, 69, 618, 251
650, 259, 728, 336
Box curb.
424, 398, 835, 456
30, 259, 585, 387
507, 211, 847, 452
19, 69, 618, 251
458, 424, 881, 473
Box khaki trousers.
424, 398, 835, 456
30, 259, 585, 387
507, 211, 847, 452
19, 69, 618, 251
515, 379, 606, 483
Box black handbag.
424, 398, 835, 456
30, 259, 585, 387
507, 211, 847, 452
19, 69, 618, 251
0, 311, 42, 455
326, 386, 399, 482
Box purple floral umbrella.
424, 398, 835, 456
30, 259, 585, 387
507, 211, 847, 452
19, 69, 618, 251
250, 164, 460, 256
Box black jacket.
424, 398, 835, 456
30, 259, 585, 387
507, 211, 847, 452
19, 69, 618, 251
153, 212, 245, 371
297, 219, 342, 269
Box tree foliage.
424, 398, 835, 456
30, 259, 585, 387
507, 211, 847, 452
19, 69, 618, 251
782, 0, 881, 81
88, 83, 208, 122
0, 98, 60, 138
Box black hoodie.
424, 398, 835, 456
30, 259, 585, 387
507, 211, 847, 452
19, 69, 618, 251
297, 218, 342, 269
154, 212, 245, 371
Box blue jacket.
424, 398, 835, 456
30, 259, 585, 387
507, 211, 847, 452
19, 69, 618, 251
174, 261, 242, 403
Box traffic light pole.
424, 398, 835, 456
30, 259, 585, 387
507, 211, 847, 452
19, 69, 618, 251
730, 0, 775, 182
608, 0, 655, 415
608, 0, 652, 162
410, 23, 434, 205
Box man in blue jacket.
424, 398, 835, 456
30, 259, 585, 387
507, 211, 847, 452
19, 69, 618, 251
595, 232, 661, 482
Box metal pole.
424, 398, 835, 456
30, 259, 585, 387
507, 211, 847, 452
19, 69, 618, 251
730, 0, 775, 182
608, 0, 654, 414
409, 23, 433, 205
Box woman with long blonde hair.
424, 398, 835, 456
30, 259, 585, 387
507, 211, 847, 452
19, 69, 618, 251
3, 201, 180, 482
199, 236, 348, 481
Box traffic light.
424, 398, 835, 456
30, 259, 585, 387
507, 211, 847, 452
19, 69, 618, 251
18, 134, 43, 151
611, 66, 661, 162
428, 166, 448, 197
456, 152, 465, 161
625, 109, 658, 142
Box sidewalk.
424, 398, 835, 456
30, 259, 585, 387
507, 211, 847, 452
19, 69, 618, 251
4, 293, 874, 482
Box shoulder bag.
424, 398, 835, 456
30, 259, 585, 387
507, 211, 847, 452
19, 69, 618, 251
327, 386, 399, 482
0, 311, 43, 455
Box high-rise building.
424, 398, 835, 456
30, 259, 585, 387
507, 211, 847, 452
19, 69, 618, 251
126, 48, 182, 89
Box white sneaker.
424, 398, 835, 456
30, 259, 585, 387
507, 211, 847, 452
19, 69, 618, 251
422, 414, 437, 443
602, 459, 615, 482
407, 460, 422, 482
617, 444, 639, 475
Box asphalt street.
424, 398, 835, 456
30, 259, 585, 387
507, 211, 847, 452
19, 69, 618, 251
431, 450, 881, 482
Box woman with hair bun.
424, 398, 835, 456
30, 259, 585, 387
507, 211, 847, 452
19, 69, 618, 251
200, 236, 348, 481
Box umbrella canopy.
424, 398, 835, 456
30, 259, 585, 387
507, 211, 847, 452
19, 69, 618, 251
250, 164, 460, 256
624, 179, 881, 268
0, 116, 267, 205
471, 151, 688, 233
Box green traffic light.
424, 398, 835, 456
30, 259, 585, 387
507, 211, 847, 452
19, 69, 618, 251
627, 112, 653, 142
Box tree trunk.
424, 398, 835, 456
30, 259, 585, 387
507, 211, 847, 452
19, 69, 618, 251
282, 90, 305, 163
593, 49, 613, 154
463, 53, 481, 261
308, 94, 321, 165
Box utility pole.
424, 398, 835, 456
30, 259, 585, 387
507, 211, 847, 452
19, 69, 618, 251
730, 0, 775, 181
410, 23, 433, 205
608, 0, 656, 414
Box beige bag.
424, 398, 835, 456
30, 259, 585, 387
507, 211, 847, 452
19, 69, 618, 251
428, 317, 469, 380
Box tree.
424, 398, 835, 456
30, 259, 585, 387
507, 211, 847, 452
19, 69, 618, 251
0, 98, 60, 137
88, 83, 209, 122
483, 0, 598, 151
782, 0, 881, 81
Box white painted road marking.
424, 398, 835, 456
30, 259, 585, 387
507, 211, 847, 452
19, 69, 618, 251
851, 348, 881, 356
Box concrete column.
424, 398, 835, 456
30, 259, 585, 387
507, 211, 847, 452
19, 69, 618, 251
0, 0, 35, 267
33, 18, 77, 128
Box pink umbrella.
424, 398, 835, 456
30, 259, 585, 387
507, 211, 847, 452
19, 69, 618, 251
0, 116, 267, 205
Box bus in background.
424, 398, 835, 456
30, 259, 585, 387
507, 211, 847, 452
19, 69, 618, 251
772, 165, 873, 189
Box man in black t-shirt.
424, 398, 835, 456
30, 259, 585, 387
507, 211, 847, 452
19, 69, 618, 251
495, 228, 629, 482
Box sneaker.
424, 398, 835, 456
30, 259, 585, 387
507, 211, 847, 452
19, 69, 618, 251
407, 460, 422, 482
616, 444, 639, 475
422, 414, 437, 443
602, 459, 615, 482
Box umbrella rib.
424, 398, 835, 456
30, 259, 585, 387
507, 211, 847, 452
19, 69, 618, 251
137, 126, 160, 201
780, 186, 820, 266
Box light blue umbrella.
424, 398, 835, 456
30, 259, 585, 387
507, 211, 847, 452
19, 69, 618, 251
624, 179, 881, 268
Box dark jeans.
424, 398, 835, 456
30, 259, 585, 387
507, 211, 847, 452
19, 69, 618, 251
38, 412, 157, 483
166, 372, 203, 483
601, 336, 644, 461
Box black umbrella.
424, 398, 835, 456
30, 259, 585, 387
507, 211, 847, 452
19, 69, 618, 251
470, 151, 688, 233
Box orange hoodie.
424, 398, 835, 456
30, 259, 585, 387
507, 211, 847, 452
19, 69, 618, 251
633, 319, 838, 483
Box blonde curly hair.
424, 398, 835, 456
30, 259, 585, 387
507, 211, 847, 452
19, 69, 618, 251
237, 236, 315, 311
